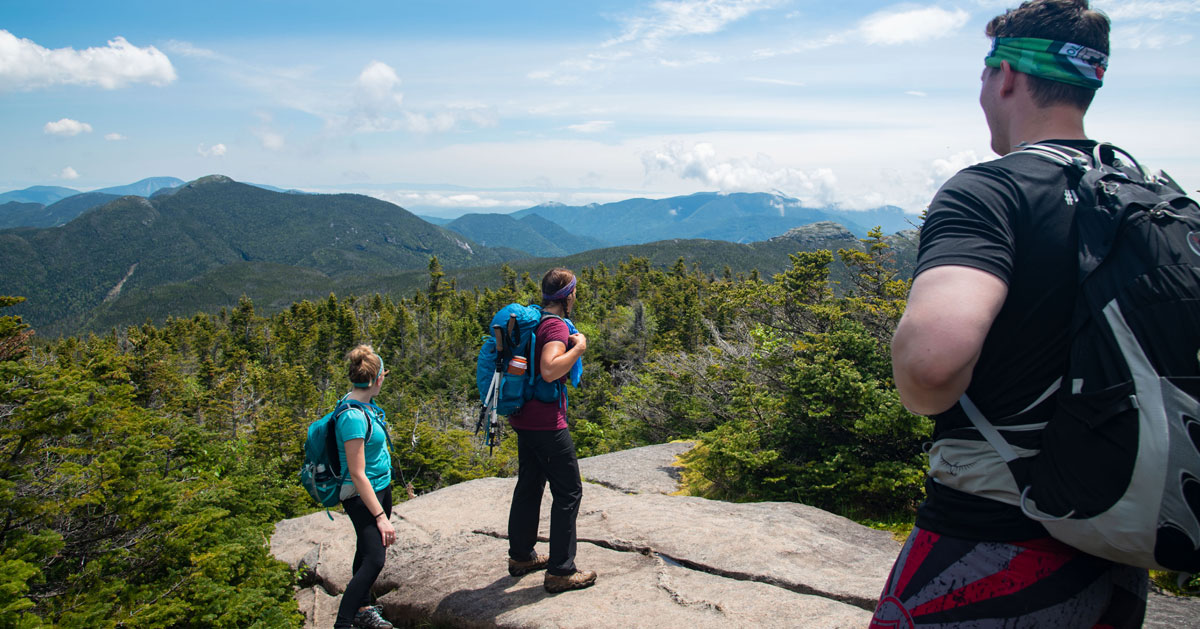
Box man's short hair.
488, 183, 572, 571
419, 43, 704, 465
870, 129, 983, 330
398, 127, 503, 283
986, 0, 1110, 110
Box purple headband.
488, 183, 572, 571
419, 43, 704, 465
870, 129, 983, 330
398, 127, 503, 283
543, 277, 576, 302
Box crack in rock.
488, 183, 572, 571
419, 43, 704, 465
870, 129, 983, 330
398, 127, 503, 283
472, 529, 878, 611
582, 477, 638, 494
651, 552, 726, 615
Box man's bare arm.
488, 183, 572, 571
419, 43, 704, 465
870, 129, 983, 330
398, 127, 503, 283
892, 265, 1008, 415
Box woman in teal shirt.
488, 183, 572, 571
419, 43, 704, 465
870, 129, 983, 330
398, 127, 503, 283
333, 345, 394, 629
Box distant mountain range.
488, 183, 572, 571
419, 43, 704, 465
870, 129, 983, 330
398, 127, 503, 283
512, 192, 915, 245
444, 213, 608, 258
1, 176, 923, 336
0, 185, 81, 206
95, 176, 186, 197
0, 177, 185, 228
0, 175, 519, 335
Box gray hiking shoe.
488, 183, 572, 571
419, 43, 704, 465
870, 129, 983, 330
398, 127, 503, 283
352, 605, 392, 629
508, 552, 550, 577
544, 569, 597, 593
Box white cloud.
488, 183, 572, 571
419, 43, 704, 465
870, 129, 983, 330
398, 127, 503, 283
1095, 1, 1200, 20
336, 61, 496, 134
746, 76, 805, 87
568, 120, 614, 133
658, 51, 723, 67
104, 132, 125, 141
533, 0, 774, 84
58, 166, 79, 180
750, 7, 968, 59
1112, 24, 1194, 49
750, 32, 849, 58
906, 90, 928, 97
0, 30, 176, 91
198, 143, 227, 157
354, 60, 405, 112
43, 118, 93, 136
608, 0, 780, 50
164, 39, 218, 59
930, 150, 982, 182
254, 128, 286, 150
859, 7, 970, 45
643, 141, 838, 206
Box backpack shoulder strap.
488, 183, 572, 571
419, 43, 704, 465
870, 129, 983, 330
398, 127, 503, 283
336, 398, 372, 441
1017, 142, 1090, 168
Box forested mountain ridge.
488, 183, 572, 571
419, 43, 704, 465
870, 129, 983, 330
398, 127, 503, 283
0, 175, 518, 335
77, 222, 917, 337
445, 212, 609, 257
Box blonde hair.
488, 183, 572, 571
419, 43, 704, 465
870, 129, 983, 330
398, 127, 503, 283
346, 344, 382, 387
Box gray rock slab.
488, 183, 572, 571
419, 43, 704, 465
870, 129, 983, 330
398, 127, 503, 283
577, 441, 694, 494
1145, 589, 1200, 628
274, 477, 890, 627
294, 585, 339, 629
460, 479, 898, 610
379, 529, 869, 628
272, 453, 1200, 627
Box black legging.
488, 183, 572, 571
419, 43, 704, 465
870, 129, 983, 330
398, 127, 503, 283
335, 485, 393, 628
507, 427, 581, 576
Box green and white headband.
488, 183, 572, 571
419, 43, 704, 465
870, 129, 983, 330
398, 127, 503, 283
985, 37, 1108, 89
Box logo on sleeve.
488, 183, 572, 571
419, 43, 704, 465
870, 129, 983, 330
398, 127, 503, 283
1189, 231, 1200, 257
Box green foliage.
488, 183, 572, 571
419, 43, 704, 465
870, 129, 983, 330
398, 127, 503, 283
0, 226, 946, 624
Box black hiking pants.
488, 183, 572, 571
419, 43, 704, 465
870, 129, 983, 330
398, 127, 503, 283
335, 485, 393, 628
508, 427, 582, 576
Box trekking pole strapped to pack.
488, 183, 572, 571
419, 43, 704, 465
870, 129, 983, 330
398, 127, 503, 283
475, 315, 514, 454
475, 303, 582, 453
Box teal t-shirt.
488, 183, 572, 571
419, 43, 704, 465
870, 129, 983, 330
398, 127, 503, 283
335, 402, 392, 494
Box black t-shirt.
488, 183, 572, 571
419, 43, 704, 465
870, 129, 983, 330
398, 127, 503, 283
913, 139, 1095, 541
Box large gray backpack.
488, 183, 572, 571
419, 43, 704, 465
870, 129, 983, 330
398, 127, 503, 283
928, 143, 1200, 572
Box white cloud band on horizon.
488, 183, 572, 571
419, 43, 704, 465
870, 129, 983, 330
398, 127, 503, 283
0, 30, 176, 91
643, 141, 838, 206
44, 118, 93, 136
58, 166, 79, 180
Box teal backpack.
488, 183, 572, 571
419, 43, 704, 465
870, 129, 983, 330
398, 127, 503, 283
475, 303, 579, 451
299, 397, 388, 516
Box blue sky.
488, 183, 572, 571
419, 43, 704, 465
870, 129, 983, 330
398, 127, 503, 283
3, 0, 1198, 216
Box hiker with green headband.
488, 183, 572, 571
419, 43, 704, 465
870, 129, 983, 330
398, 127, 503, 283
334, 344, 395, 629
874, 0, 1150, 626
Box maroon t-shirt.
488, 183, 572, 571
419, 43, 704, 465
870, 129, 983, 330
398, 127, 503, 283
508, 317, 569, 431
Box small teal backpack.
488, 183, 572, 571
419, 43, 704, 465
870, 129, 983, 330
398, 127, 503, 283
299, 397, 386, 515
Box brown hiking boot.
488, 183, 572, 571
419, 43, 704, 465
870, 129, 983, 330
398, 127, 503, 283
544, 569, 597, 593
508, 553, 550, 577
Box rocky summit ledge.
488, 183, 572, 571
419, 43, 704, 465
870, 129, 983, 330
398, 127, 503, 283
270, 442, 1200, 628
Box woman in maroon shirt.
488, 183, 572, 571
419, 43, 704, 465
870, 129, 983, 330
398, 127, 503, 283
505, 267, 597, 593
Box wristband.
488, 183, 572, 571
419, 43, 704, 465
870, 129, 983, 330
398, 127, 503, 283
372, 511, 385, 520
